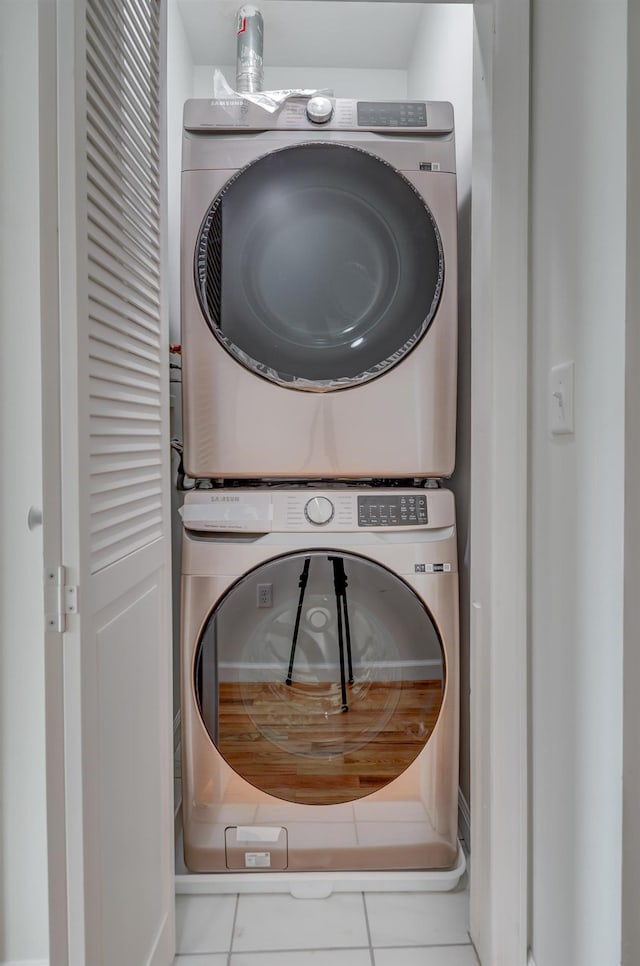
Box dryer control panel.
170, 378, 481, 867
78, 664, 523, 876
183, 97, 453, 136
356, 101, 428, 128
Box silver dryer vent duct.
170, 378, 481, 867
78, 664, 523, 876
236, 5, 264, 93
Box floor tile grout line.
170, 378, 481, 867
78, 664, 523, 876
218, 941, 475, 957
227, 893, 240, 964
469, 931, 483, 965
175, 945, 476, 960
222, 944, 374, 957
361, 891, 376, 966
372, 941, 474, 950
176, 941, 478, 963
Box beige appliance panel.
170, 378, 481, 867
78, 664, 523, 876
180, 488, 460, 873
180, 99, 458, 480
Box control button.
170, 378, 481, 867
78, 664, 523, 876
306, 96, 334, 124
304, 496, 335, 526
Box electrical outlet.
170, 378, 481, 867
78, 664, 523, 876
257, 583, 273, 608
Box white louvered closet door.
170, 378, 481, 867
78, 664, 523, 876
54, 0, 174, 962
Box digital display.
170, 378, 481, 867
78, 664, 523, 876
357, 101, 428, 128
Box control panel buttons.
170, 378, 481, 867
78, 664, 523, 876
356, 101, 427, 128
357, 494, 428, 527
306, 96, 334, 124
304, 496, 335, 526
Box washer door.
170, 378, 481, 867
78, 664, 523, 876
195, 142, 444, 390
194, 551, 446, 805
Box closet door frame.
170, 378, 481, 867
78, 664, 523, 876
38, 1, 531, 964
468, 3, 530, 965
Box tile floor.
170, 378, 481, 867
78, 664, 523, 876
173, 887, 479, 965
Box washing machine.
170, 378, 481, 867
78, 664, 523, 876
180, 486, 460, 874
181, 97, 458, 479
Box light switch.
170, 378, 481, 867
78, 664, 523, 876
549, 361, 574, 435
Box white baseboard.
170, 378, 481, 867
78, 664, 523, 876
458, 787, 471, 853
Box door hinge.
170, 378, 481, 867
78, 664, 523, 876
45, 565, 78, 633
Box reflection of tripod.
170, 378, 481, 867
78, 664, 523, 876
285, 556, 354, 711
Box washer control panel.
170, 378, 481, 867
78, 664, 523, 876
357, 493, 428, 527
180, 489, 453, 533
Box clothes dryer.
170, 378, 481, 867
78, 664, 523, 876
181, 98, 458, 479
180, 486, 460, 874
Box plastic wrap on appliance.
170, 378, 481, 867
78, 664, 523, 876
210, 313, 439, 392
212, 68, 332, 115
179, 497, 273, 531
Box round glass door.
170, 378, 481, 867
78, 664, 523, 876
195, 142, 444, 390
194, 551, 446, 805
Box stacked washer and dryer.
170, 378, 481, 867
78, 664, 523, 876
179, 89, 462, 880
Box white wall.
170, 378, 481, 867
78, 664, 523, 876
407, 6, 473, 204
192, 64, 408, 99
0, 2, 49, 962
407, 4, 473, 814
529, 1, 627, 963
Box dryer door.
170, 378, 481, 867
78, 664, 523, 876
194, 550, 446, 805
195, 142, 444, 390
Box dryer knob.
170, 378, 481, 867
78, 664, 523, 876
306, 96, 334, 124
304, 496, 335, 526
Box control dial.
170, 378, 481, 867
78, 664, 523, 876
304, 496, 334, 526
306, 96, 334, 124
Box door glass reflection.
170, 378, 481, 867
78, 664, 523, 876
195, 551, 445, 805
196, 142, 444, 389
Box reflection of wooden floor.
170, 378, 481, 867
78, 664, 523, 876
217, 680, 443, 805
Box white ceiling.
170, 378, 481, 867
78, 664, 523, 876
176, 1, 427, 70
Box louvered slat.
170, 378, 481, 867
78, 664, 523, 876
88, 235, 160, 305
86, 109, 158, 208
89, 467, 163, 496
90, 514, 163, 572
85, 0, 162, 574
88, 3, 160, 135
90, 481, 164, 515
89, 283, 161, 339
86, 34, 159, 144
91, 398, 161, 426
103, 0, 160, 79
88, 207, 161, 283
89, 357, 161, 394
89, 330, 160, 367
87, 136, 157, 238
87, 183, 159, 265
88, 258, 160, 318
87, 158, 160, 244
85, 63, 160, 181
